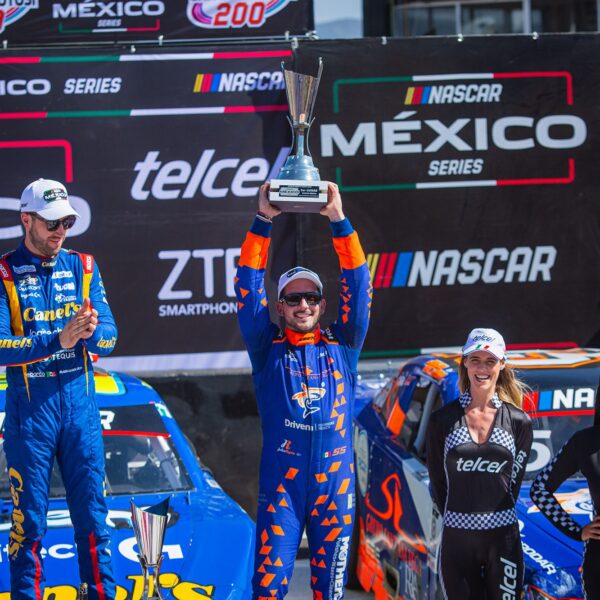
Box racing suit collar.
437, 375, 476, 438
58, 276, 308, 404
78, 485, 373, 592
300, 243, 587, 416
17, 241, 60, 266
284, 327, 321, 346
459, 390, 502, 409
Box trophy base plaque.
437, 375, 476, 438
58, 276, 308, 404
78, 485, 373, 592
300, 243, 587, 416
269, 179, 327, 214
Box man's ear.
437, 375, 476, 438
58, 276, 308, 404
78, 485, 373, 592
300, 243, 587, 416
275, 301, 284, 317
320, 298, 327, 315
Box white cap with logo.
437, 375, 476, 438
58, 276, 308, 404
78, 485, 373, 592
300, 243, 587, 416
20, 179, 80, 220
277, 266, 323, 299
462, 327, 506, 361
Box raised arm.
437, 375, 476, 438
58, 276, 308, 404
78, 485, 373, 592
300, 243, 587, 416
235, 183, 279, 372
530, 434, 583, 541
323, 183, 372, 371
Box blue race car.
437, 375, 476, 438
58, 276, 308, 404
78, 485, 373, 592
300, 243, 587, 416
0, 369, 255, 599
350, 348, 599, 600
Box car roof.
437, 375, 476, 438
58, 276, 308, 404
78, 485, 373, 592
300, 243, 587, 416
408, 348, 600, 377
0, 368, 161, 411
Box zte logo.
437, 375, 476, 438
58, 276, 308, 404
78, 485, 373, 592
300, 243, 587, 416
158, 248, 240, 300
368, 246, 556, 288
193, 71, 284, 93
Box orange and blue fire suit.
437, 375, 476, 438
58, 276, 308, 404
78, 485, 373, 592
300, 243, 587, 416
236, 215, 371, 599
0, 242, 117, 600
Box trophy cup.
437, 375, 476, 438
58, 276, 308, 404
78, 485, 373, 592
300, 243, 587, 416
269, 58, 328, 213
131, 497, 170, 600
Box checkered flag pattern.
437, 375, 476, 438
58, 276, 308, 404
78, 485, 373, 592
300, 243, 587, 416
444, 508, 517, 530
459, 390, 501, 409
444, 427, 471, 455
530, 450, 583, 538
488, 428, 516, 455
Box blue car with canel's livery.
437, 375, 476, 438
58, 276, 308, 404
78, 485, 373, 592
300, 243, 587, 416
0, 369, 254, 599
349, 348, 600, 600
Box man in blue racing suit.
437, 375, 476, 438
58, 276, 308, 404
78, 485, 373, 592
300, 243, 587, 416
1, 179, 117, 600
236, 182, 372, 599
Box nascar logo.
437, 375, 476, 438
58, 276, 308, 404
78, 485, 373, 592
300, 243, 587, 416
367, 246, 556, 288
526, 387, 595, 414
405, 83, 503, 105
193, 71, 284, 93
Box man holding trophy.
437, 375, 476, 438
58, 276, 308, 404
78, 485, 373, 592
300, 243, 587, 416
236, 179, 371, 598
236, 59, 371, 598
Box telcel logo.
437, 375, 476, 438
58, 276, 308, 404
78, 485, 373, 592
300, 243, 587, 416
456, 457, 507, 473
131, 147, 287, 200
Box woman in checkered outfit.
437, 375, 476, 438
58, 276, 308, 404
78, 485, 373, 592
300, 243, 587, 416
426, 328, 533, 600
530, 392, 600, 599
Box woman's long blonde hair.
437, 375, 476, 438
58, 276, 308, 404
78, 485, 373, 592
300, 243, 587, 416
458, 357, 528, 409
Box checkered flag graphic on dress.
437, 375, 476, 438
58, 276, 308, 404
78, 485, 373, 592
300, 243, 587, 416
444, 508, 517, 530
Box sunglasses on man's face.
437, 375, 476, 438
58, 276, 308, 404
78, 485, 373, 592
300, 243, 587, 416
31, 213, 77, 232
279, 292, 323, 307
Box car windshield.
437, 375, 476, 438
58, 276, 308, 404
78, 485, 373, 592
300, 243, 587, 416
0, 404, 193, 498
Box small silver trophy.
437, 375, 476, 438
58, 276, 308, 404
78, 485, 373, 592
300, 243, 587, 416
269, 58, 328, 213
130, 497, 170, 600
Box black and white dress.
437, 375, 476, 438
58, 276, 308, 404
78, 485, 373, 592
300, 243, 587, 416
426, 391, 533, 600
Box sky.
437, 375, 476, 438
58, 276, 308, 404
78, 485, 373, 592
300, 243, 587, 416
313, 0, 362, 23
312, 0, 363, 37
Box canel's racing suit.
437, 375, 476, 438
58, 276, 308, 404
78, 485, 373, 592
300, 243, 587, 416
0, 243, 117, 600
530, 425, 600, 599
235, 215, 371, 600
426, 391, 532, 600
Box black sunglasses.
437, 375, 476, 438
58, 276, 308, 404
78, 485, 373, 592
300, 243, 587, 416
279, 292, 323, 307
31, 213, 77, 232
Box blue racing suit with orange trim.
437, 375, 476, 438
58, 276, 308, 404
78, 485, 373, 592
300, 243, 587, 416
235, 215, 371, 600
0, 242, 117, 600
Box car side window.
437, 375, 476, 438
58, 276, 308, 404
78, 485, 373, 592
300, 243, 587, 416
374, 377, 401, 423
396, 378, 442, 461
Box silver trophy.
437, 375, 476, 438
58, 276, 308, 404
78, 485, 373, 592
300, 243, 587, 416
269, 58, 328, 213
130, 498, 170, 600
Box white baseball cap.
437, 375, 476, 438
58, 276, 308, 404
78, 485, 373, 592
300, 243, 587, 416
20, 179, 80, 220
462, 327, 506, 361
277, 266, 323, 299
